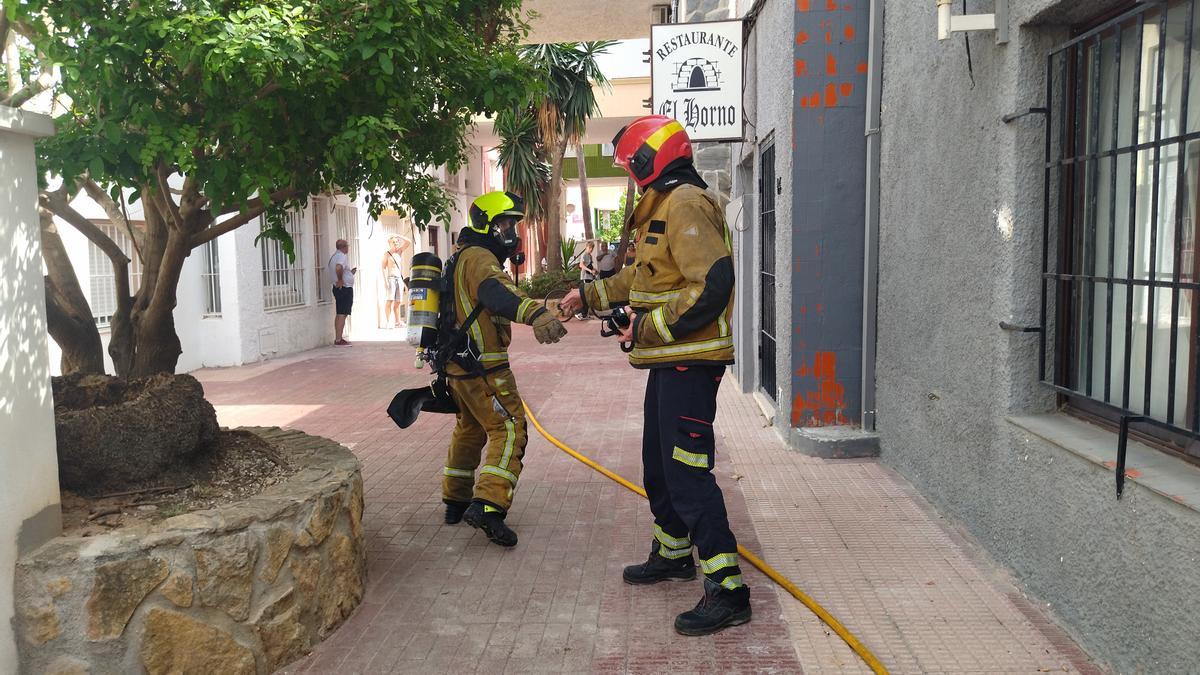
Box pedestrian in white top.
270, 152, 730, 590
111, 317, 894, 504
328, 239, 357, 345
381, 235, 412, 329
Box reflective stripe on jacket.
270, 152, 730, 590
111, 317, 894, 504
447, 245, 544, 377
583, 184, 735, 369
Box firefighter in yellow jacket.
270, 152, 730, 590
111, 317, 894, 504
561, 116, 748, 635
442, 191, 567, 547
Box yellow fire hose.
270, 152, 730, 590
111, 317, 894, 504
523, 402, 889, 675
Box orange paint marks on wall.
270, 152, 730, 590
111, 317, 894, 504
792, 351, 851, 427
796, 31, 809, 45
824, 82, 838, 108
825, 31, 833, 43
797, 0, 810, 10
840, 82, 853, 97
826, 0, 838, 10
795, 59, 809, 77
806, 91, 822, 108
856, 62, 869, 74
825, 54, 838, 76
844, 25, 856, 40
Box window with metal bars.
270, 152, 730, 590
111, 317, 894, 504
312, 197, 330, 303
759, 140, 778, 401
88, 223, 143, 328
201, 238, 221, 316
1044, 0, 1200, 459
260, 211, 306, 310
334, 201, 361, 271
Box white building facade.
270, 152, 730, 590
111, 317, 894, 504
46, 147, 498, 375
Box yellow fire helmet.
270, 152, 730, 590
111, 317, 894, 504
468, 191, 526, 234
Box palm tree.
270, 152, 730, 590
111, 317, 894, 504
495, 106, 550, 273
563, 41, 615, 242
519, 41, 614, 270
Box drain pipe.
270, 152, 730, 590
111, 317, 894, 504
936, 0, 953, 40
861, 0, 884, 432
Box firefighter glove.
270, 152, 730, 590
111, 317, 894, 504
530, 309, 567, 344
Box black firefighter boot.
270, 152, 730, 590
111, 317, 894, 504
622, 542, 697, 585
444, 500, 470, 525
463, 501, 518, 547
674, 578, 752, 636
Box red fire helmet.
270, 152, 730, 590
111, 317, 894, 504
612, 115, 693, 187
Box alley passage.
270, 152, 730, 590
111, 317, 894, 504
198, 329, 1099, 674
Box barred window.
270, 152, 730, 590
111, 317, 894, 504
201, 238, 221, 316
88, 223, 143, 328
260, 211, 306, 310
1045, 0, 1200, 458
312, 197, 330, 303
334, 201, 361, 272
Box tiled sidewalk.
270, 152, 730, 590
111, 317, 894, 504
197, 327, 1099, 674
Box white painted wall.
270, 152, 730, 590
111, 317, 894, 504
0, 108, 62, 673
44, 147, 494, 376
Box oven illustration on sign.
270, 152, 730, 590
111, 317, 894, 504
672, 58, 722, 92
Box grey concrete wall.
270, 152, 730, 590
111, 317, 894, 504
876, 0, 1200, 671
792, 2, 870, 427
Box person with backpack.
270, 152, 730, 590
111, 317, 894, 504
440, 191, 567, 547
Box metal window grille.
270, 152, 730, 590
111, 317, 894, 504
429, 225, 441, 257
334, 202, 361, 271
1043, 0, 1200, 459
759, 141, 778, 401
88, 224, 143, 328
201, 238, 221, 316
260, 211, 306, 310
312, 197, 330, 303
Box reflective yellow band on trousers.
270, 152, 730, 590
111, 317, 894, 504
658, 544, 693, 559
443, 467, 474, 479
700, 552, 738, 574
654, 524, 691, 550
719, 574, 745, 590
481, 465, 517, 484
499, 419, 516, 470
671, 446, 709, 469
632, 335, 734, 360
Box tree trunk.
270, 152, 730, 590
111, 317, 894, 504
545, 141, 567, 272
38, 208, 106, 374
615, 175, 636, 271
576, 143, 594, 241
127, 214, 191, 376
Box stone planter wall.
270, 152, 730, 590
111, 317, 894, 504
13, 427, 366, 675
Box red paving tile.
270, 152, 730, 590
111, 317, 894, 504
198, 326, 1096, 674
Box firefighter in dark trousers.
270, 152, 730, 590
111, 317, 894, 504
442, 191, 567, 546
560, 115, 748, 635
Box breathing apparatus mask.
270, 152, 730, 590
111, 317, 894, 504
492, 215, 524, 267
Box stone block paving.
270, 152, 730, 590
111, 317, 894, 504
197, 326, 1100, 674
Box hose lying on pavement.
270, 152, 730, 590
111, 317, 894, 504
523, 401, 889, 675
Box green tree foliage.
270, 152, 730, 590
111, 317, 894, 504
15, 0, 536, 375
